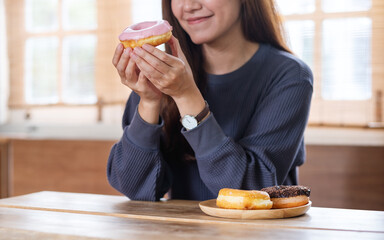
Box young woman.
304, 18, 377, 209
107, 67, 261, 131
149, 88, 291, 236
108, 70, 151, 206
108, 0, 313, 201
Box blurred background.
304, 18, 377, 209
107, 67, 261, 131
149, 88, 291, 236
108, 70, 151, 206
0, 0, 383, 210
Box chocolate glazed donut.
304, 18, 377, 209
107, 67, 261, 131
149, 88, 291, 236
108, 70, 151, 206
261, 185, 311, 209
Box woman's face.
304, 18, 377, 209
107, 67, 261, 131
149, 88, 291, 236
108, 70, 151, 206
171, 0, 243, 45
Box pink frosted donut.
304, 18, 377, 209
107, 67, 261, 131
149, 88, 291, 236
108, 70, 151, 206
119, 20, 172, 49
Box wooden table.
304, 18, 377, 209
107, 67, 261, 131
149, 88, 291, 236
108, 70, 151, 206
0, 191, 383, 239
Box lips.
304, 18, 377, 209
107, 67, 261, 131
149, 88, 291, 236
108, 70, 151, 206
186, 15, 212, 25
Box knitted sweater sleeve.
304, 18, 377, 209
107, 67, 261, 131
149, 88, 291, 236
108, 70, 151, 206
183, 62, 313, 195
106, 93, 171, 201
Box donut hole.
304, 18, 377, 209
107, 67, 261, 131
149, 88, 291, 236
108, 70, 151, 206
131, 21, 157, 31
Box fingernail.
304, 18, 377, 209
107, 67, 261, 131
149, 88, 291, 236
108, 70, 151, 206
124, 48, 131, 55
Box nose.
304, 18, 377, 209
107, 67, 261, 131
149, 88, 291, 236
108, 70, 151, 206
183, 0, 202, 12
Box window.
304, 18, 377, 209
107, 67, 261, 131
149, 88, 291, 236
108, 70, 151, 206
321, 17, 371, 101
5, 0, 133, 124
322, 0, 372, 13
277, 0, 315, 15
19, 0, 161, 106
5, 0, 383, 127
284, 20, 315, 69
24, 0, 97, 104
277, 0, 384, 126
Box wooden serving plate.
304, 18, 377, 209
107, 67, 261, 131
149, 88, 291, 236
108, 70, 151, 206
199, 199, 311, 219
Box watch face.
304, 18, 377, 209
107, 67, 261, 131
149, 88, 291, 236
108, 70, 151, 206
181, 115, 198, 130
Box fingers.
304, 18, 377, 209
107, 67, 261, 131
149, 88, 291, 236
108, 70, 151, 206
131, 44, 187, 86
123, 54, 138, 87
115, 47, 132, 78
131, 48, 164, 82
112, 43, 124, 67
168, 36, 189, 65
137, 71, 162, 102
138, 71, 154, 92
128, 39, 192, 98
141, 44, 173, 66
132, 46, 174, 75
111, 44, 138, 89
167, 36, 179, 57
113, 44, 163, 101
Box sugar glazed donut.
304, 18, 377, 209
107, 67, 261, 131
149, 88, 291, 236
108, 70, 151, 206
261, 185, 310, 209
119, 20, 173, 49
216, 188, 273, 210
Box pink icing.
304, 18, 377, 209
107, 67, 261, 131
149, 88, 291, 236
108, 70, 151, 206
119, 20, 172, 41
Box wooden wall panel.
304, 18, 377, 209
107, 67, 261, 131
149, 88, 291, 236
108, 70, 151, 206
5, 139, 384, 211
0, 138, 10, 198
300, 145, 384, 211
10, 139, 120, 196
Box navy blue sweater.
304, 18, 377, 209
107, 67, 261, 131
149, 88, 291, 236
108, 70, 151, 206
107, 44, 313, 201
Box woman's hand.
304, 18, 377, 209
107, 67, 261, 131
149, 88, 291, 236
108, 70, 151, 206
130, 36, 205, 117
131, 37, 199, 98
112, 43, 163, 103
112, 43, 162, 124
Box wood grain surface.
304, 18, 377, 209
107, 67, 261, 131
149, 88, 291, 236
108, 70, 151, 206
0, 191, 383, 234
10, 139, 119, 196
1, 207, 383, 240
301, 145, 384, 210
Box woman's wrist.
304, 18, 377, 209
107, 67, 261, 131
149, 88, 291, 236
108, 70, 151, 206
138, 99, 161, 124
172, 87, 205, 118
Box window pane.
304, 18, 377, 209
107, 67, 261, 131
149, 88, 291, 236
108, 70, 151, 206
62, 35, 97, 104
25, 37, 59, 104
284, 20, 315, 69
25, 0, 58, 32
322, 0, 372, 13
276, 0, 315, 15
62, 0, 97, 30
322, 18, 371, 100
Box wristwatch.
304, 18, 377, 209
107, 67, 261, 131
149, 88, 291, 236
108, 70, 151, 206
181, 101, 210, 130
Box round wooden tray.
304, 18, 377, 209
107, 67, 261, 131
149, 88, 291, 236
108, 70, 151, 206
199, 199, 311, 219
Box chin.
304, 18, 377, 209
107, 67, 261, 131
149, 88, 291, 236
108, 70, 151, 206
189, 35, 213, 45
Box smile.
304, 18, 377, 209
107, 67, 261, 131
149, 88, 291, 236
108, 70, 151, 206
187, 16, 212, 25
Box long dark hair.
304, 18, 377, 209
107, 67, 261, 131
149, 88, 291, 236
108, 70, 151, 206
160, 0, 290, 160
